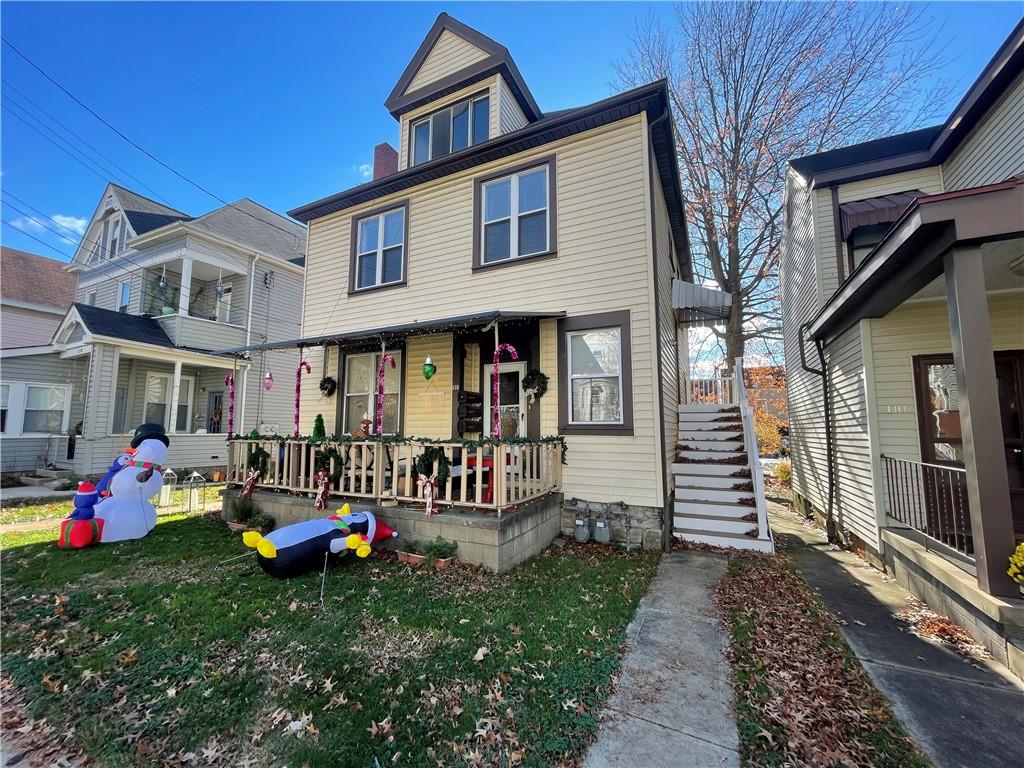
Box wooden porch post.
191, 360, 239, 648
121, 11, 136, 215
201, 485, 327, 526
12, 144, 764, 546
178, 258, 193, 316
943, 246, 1016, 597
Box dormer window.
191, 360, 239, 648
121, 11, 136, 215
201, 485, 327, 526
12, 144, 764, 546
411, 94, 489, 166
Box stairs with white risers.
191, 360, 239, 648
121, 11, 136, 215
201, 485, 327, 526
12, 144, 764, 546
673, 402, 775, 554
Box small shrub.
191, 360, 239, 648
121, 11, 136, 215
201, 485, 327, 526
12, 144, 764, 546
774, 459, 792, 487
422, 537, 457, 564
249, 512, 276, 534
399, 539, 423, 555
231, 497, 259, 523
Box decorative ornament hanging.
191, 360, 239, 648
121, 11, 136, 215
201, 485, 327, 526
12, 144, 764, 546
422, 355, 437, 381
158, 266, 168, 298
215, 268, 225, 300
521, 369, 549, 404
240, 467, 259, 499
264, 371, 274, 391
224, 372, 235, 436
319, 376, 337, 397
491, 343, 519, 438
375, 354, 396, 435
294, 360, 311, 437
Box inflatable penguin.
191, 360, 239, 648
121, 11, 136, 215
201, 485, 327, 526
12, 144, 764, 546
94, 423, 169, 543
57, 481, 105, 549
243, 504, 398, 579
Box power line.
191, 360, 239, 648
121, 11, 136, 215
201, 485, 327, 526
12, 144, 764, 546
2, 218, 73, 258
2, 37, 304, 248
2, 104, 113, 185
2, 190, 86, 239
2, 78, 174, 205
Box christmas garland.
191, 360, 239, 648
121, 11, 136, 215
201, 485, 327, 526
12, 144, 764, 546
414, 445, 451, 487
319, 376, 338, 397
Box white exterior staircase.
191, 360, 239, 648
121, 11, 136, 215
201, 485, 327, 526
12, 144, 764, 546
674, 365, 775, 553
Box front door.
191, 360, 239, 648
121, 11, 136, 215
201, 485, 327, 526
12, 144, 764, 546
207, 390, 224, 433
995, 354, 1024, 532
483, 361, 527, 437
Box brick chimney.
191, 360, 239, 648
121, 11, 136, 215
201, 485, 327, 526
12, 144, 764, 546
373, 142, 399, 180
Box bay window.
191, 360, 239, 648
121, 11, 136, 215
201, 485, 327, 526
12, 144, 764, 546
351, 203, 407, 292
557, 311, 633, 435
343, 351, 402, 435
411, 94, 489, 166
474, 157, 556, 269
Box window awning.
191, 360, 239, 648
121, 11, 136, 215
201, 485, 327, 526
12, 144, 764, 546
672, 280, 731, 327
216, 310, 566, 355
839, 191, 922, 241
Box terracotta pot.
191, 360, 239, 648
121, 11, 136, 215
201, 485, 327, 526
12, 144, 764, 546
396, 550, 424, 565
226, 521, 248, 532
432, 557, 454, 570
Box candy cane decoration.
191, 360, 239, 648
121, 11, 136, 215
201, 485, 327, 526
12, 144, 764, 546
491, 343, 519, 438
375, 354, 396, 435
224, 373, 235, 437
294, 360, 311, 437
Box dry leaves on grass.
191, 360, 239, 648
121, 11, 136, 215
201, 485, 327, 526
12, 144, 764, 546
715, 556, 928, 768
0, 673, 91, 767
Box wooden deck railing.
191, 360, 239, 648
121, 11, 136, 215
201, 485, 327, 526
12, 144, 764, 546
227, 437, 564, 516
685, 375, 735, 405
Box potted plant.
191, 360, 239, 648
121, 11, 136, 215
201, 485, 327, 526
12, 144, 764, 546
227, 496, 258, 531
249, 512, 276, 535
396, 539, 424, 565
397, 537, 457, 569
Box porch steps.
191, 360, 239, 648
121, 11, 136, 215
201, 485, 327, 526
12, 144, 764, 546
673, 402, 774, 554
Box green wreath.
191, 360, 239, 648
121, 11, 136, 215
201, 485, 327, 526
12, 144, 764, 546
246, 444, 270, 477
314, 445, 344, 484
522, 369, 549, 400
414, 445, 451, 487
319, 376, 338, 397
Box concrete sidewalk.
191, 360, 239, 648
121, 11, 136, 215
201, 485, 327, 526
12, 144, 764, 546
584, 551, 739, 768
771, 504, 1024, 768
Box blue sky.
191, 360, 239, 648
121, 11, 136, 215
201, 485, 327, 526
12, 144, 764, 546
1, 1, 1020, 261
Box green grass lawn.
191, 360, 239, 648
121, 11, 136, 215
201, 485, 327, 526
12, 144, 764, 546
0, 486, 225, 525
1, 514, 658, 767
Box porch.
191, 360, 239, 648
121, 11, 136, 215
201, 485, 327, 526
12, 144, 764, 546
809, 179, 1024, 597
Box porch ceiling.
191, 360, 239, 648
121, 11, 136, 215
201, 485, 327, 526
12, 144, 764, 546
216, 310, 566, 355
910, 237, 1024, 299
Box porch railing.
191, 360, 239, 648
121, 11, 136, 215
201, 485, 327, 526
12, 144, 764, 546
881, 455, 973, 557
685, 375, 735, 405
226, 438, 564, 516
733, 358, 772, 547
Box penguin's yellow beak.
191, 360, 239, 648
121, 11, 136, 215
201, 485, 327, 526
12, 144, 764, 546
242, 531, 277, 559
242, 531, 261, 548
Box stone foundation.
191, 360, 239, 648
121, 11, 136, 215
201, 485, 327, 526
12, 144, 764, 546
223, 489, 563, 573
560, 499, 663, 550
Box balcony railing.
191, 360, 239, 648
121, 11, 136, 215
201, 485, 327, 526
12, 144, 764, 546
686, 375, 735, 405
227, 437, 564, 516
882, 455, 973, 558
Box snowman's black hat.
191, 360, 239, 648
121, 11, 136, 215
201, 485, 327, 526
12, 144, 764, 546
131, 422, 170, 449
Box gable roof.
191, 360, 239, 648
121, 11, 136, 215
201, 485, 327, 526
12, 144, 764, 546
0, 247, 77, 309
790, 18, 1024, 187
72, 302, 174, 347
187, 198, 306, 263
384, 13, 541, 122
110, 183, 191, 235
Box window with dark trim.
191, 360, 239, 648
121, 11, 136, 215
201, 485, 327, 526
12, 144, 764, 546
411, 94, 489, 166
348, 201, 409, 294
557, 311, 633, 435
846, 223, 891, 273
342, 350, 402, 435
473, 156, 557, 271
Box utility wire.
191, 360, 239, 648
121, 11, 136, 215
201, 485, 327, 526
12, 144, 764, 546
2, 37, 303, 248
2, 104, 113, 185
2, 218, 74, 258
2, 78, 174, 205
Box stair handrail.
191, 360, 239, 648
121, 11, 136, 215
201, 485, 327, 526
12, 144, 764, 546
734, 357, 771, 546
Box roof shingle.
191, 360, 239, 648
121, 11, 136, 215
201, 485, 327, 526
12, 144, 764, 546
1, 247, 77, 309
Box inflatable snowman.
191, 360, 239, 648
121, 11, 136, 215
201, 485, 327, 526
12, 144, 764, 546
94, 423, 169, 543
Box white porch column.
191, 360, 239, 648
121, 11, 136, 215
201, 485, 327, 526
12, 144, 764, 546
168, 360, 183, 434
178, 258, 193, 316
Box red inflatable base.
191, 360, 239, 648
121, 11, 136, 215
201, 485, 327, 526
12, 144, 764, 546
58, 518, 105, 549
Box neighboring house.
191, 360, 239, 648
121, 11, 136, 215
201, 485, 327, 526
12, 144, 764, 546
0, 247, 77, 348
781, 22, 1024, 663
223, 13, 773, 561
0, 182, 305, 474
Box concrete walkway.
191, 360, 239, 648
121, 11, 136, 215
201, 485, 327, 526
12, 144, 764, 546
770, 504, 1024, 768
584, 551, 739, 768
0, 486, 75, 503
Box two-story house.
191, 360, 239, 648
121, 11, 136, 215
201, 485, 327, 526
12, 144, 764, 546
0, 182, 306, 475
781, 20, 1023, 667
222, 13, 775, 567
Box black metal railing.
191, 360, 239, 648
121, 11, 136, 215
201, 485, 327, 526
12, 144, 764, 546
882, 455, 972, 556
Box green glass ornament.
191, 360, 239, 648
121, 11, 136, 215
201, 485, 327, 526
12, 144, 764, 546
422, 355, 437, 380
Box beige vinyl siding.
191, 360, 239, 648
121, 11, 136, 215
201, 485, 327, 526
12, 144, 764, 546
398, 76, 500, 171
943, 71, 1024, 191
497, 75, 528, 133
814, 167, 944, 301
539, 320, 558, 434
782, 170, 831, 513
824, 324, 875, 546
404, 334, 454, 438
406, 30, 489, 93
1, 306, 63, 348
652, 165, 679, 502
304, 115, 663, 506
869, 292, 1024, 463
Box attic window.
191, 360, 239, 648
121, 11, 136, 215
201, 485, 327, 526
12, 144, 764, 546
411, 94, 489, 166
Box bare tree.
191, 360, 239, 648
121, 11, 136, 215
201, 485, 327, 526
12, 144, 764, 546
616, 1, 949, 364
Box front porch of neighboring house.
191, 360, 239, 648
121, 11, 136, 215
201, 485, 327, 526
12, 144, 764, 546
809, 179, 1024, 602
67, 343, 242, 475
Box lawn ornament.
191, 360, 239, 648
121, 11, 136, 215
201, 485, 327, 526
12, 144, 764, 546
243, 504, 397, 579
93, 423, 169, 543
57, 481, 105, 549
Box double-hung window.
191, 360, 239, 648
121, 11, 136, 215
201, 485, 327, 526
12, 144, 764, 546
411, 94, 489, 166
0, 384, 9, 433
343, 351, 402, 435
567, 328, 623, 425
22, 385, 69, 434
477, 160, 554, 266
118, 281, 131, 313
353, 205, 406, 291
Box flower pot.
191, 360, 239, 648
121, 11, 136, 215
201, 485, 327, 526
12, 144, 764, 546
226, 521, 248, 532
432, 557, 454, 570
396, 550, 425, 566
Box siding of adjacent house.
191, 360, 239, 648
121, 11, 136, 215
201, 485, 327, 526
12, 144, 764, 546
0, 352, 87, 471
1, 306, 64, 348
301, 114, 665, 507
943, 71, 1024, 191
406, 29, 488, 93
